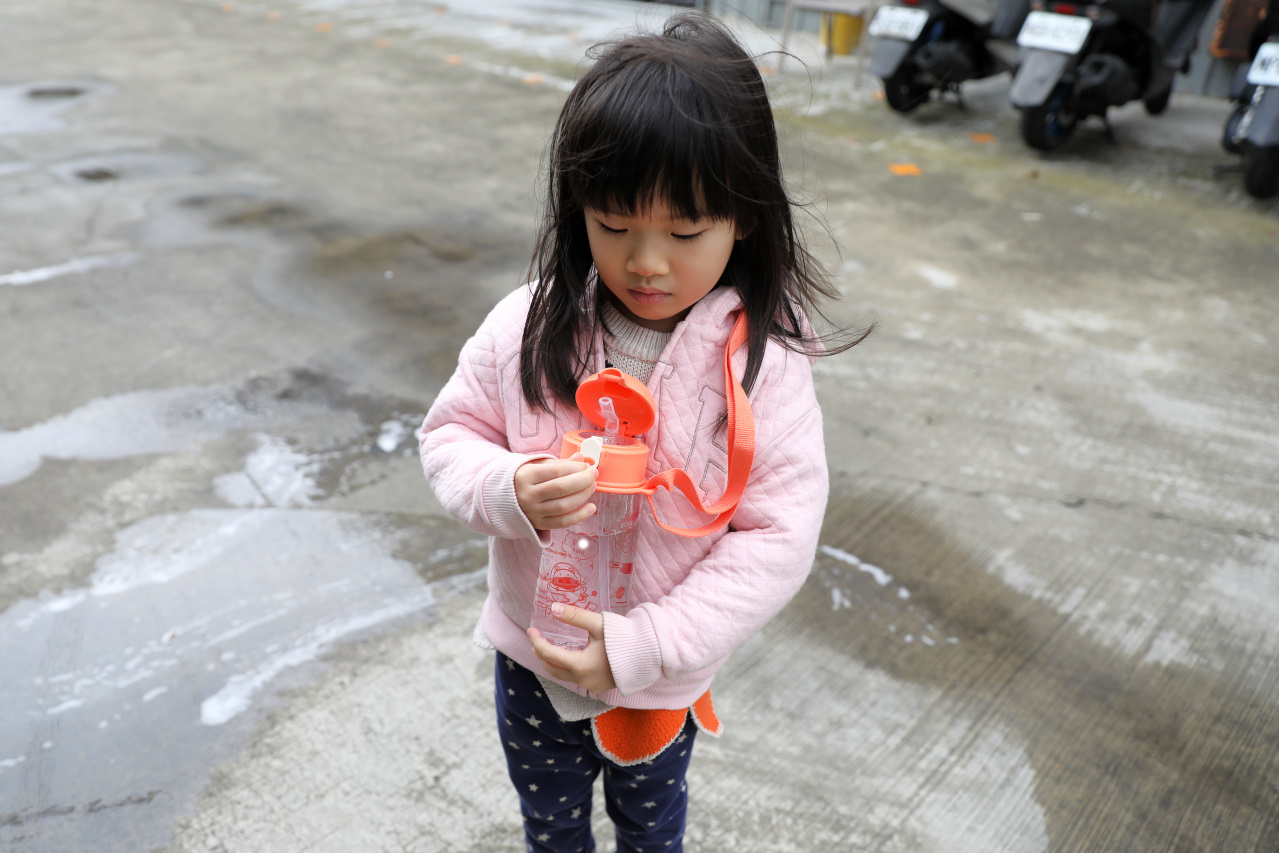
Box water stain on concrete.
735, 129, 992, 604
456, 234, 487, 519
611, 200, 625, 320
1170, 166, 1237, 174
806, 486, 1279, 851
215, 200, 313, 230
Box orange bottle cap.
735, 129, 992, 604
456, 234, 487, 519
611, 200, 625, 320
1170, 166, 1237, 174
574, 368, 655, 436
562, 368, 656, 493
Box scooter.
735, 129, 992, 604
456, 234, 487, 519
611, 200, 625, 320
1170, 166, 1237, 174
1221, 0, 1279, 198
867, 0, 1031, 111
1008, 0, 1216, 149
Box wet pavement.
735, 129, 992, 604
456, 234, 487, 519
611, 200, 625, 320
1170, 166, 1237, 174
1, 0, 1277, 851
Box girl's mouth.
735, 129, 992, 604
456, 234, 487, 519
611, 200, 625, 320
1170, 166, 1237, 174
628, 288, 669, 305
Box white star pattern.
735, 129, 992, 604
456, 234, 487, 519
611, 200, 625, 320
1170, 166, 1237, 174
507, 741, 520, 750
643, 801, 657, 808
526, 715, 542, 728
532, 740, 542, 747
508, 688, 515, 696
571, 807, 583, 819
506, 658, 516, 670
537, 833, 550, 842
635, 774, 648, 781
547, 759, 556, 764
529, 784, 539, 792
560, 797, 568, 803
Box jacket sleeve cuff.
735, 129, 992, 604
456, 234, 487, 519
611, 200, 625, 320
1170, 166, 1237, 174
478, 453, 554, 544
602, 609, 663, 697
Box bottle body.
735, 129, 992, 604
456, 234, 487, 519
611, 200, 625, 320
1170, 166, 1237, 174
601, 493, 640, 613
531, 491, 640, 650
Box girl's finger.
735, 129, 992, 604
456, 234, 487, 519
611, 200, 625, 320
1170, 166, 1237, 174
552, 603, 603, 637
539, 480, 597, 513
528, 630, 578, 673
536, 466, 598, 501
523, 458, 596, 489
541, 500, 597, 530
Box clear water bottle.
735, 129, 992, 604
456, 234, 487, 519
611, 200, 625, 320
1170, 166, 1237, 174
531, 371, 654, 651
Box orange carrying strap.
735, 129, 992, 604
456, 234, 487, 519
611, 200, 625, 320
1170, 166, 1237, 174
642, 311, 755, 538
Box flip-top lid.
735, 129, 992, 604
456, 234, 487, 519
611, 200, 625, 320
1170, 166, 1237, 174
575, 368, 656, 436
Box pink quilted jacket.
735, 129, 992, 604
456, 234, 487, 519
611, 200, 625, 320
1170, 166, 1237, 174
418, 283, 828, 710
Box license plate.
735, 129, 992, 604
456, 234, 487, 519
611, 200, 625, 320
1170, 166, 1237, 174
1017, 10, 1092, 54
1247, 42, 1279, 87
868, 6, 930, 42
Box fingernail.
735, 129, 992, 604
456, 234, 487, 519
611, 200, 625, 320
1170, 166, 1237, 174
551, 603, 564, 616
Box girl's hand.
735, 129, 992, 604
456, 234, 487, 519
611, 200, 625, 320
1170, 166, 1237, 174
528, 604, 617, 694
515, 455, 598, 530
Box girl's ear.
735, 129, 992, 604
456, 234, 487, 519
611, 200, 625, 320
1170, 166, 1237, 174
735, 219, 754, 241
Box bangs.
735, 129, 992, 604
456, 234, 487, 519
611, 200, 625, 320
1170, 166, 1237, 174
559, 56, 744, 224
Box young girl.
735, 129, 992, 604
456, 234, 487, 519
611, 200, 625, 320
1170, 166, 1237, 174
420, 14, 867, 852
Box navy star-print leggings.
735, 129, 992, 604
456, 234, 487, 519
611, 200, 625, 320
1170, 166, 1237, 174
494, 653, 698, 853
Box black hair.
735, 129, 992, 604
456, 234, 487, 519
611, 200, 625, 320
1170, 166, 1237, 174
520, 13, 871, 413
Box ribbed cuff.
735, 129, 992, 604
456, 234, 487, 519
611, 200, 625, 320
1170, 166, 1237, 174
479, 453, 554, 544
601, 608, 663, 697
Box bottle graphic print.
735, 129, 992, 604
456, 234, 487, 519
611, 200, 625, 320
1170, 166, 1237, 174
532, 523, 604, 649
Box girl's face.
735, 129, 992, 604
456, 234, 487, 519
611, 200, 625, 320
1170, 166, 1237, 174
583, 201, 741, 334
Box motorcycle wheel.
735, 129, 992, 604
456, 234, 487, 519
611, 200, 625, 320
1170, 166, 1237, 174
882, 67, 931, 113
1143, 85, 1172, 116
1019, 85, 1078, 151
1222, 105, 1247, 155
1243, 145, 1279, 199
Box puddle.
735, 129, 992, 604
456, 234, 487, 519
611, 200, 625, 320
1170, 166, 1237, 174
0, 379, 331, 488
47, 150, 208, 185
0, 364, 482, 849
0, 253, 139, 288
0, 81, 111, 136
0, 504, 485, 850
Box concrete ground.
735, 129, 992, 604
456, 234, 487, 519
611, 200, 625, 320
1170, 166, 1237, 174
1, 0, 1276, 851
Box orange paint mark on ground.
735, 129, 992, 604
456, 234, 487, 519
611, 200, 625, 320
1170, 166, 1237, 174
889, 163, 923, 176
265, 11, 282, 21
523, 74, 544, 85
374, 38, 392, 48
220, 1, 237, 11
495, 19, 511, 27
434, 5, 449, 13
315, 21, 333, 33
969, 133, 996, 144
873, 90, 886, 101
758, 64, 776, 76
444, 54, 463, 65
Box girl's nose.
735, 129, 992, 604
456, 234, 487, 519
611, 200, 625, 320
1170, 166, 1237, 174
625, 241, 669, 278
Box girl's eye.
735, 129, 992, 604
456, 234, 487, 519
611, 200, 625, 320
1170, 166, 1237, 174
597, 223, 625, 235
672, 231, 704, 242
